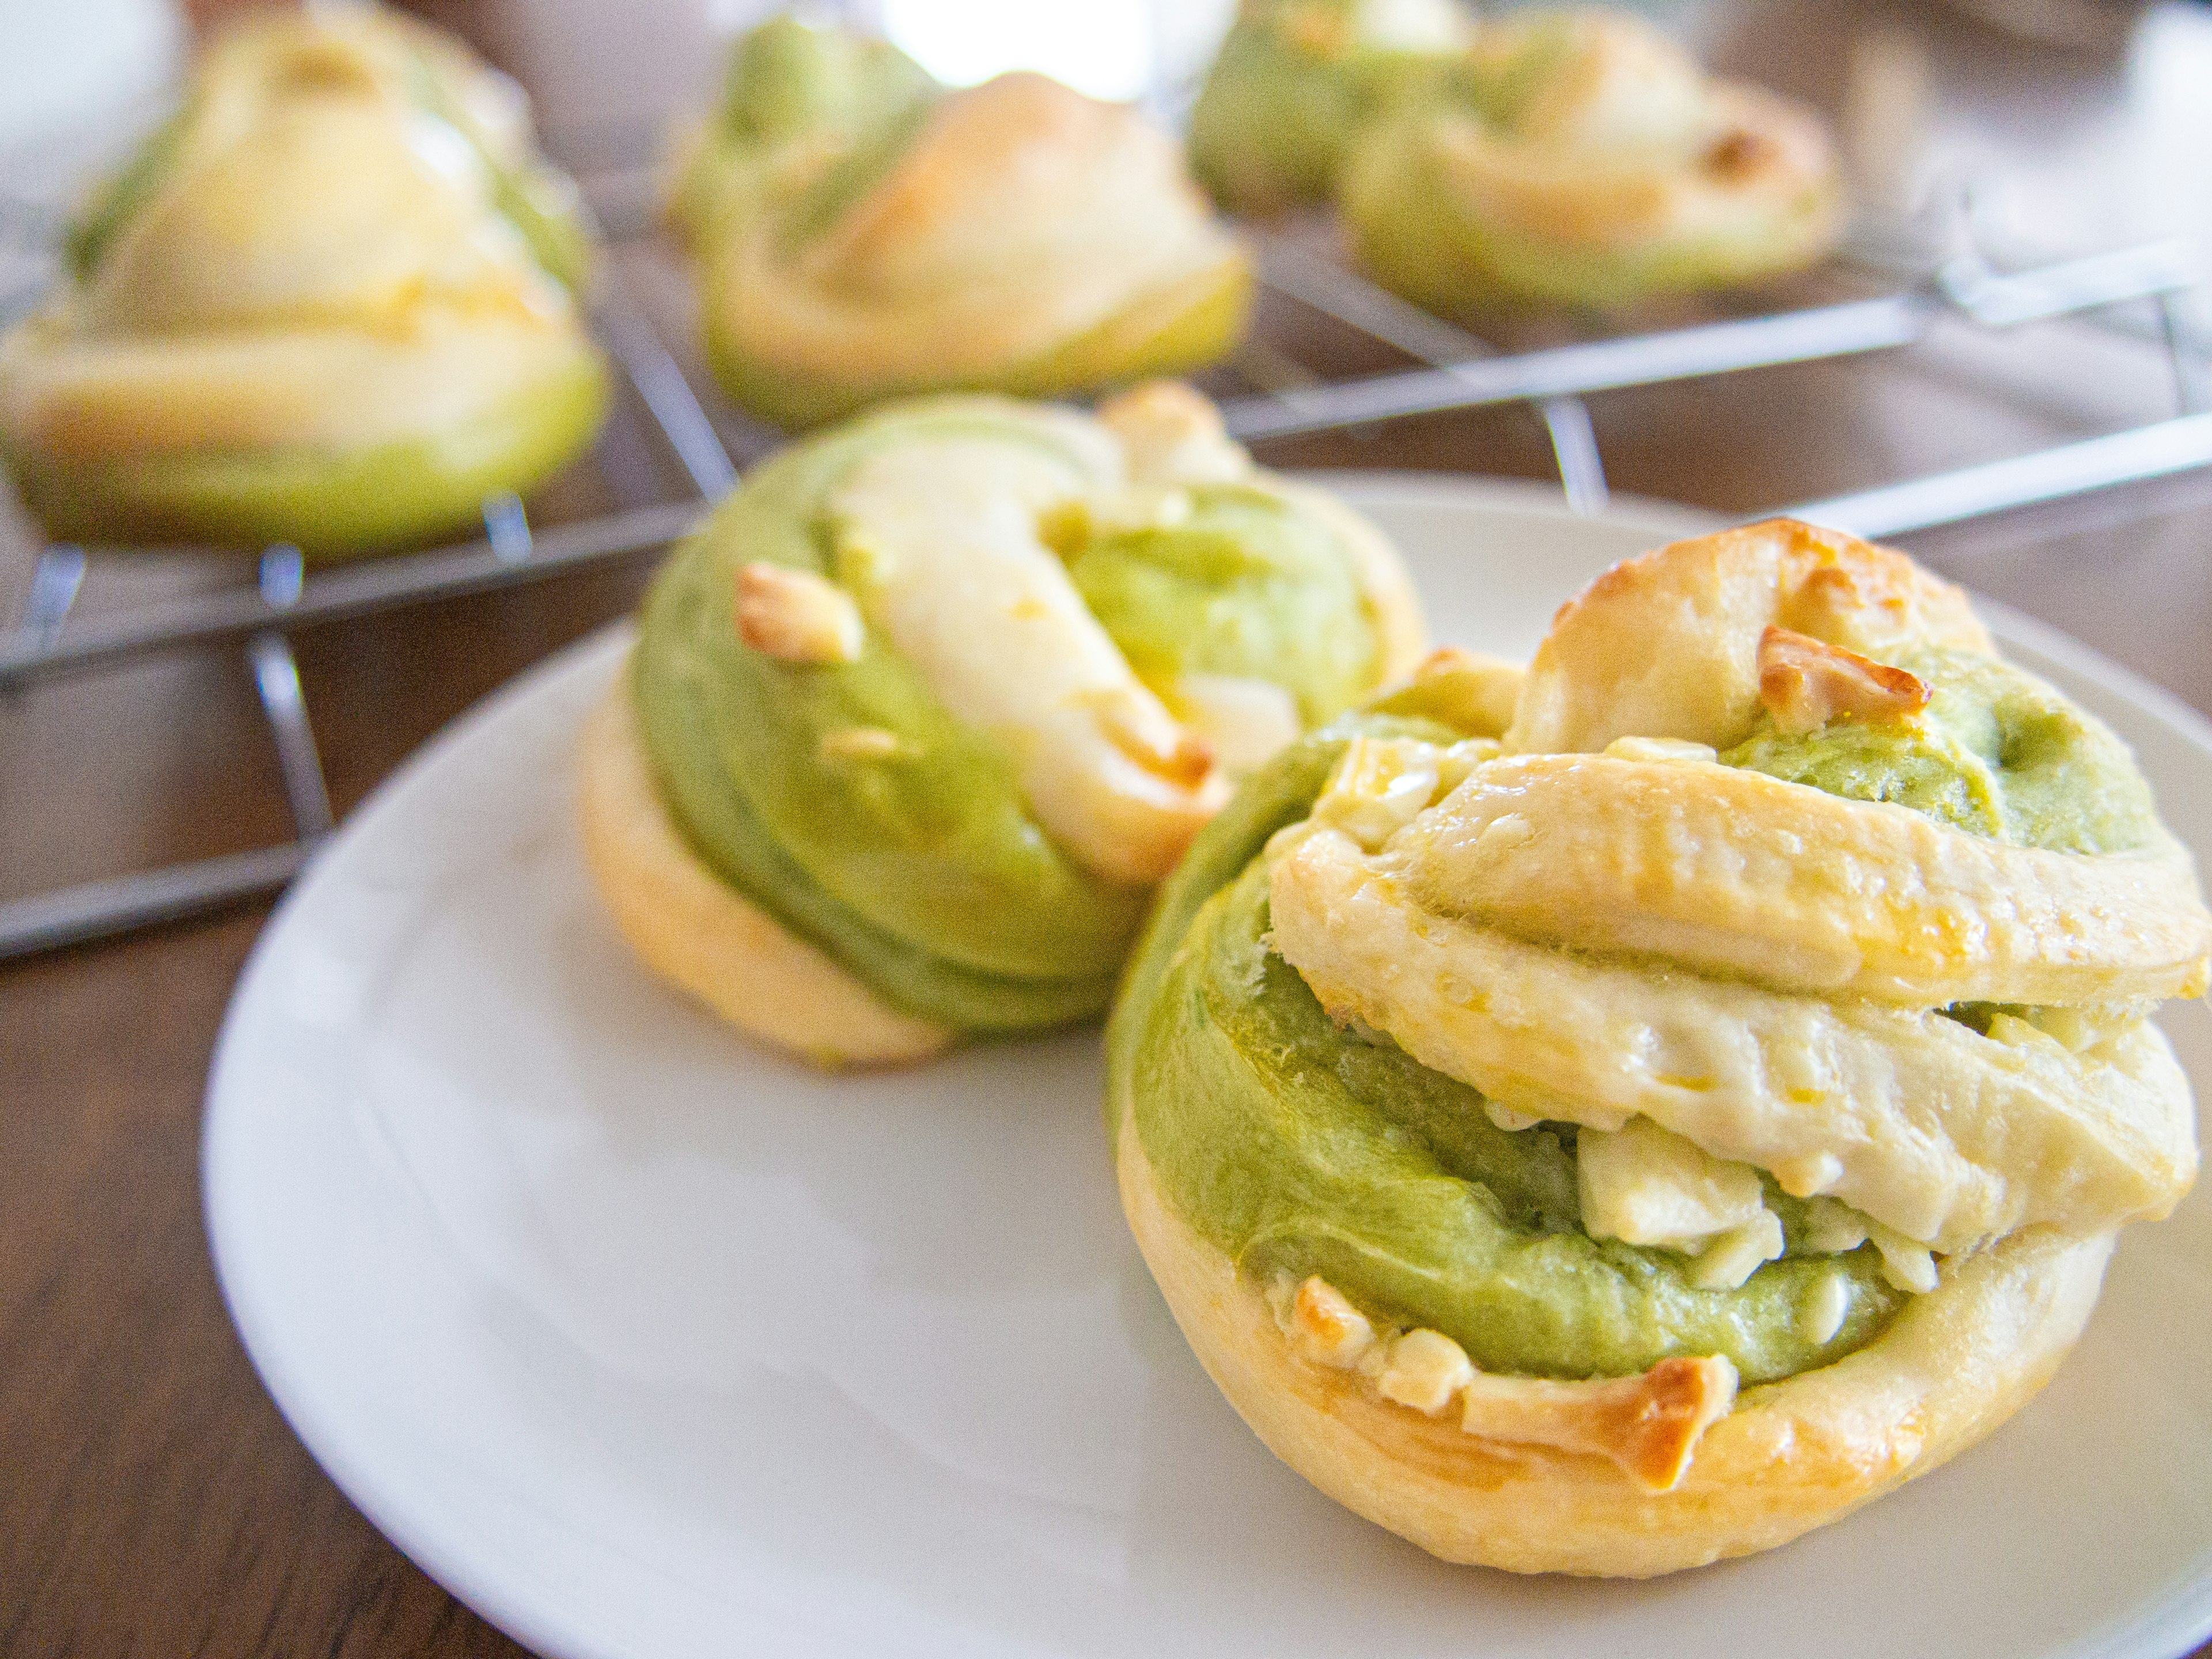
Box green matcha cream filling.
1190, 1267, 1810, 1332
1110, 647, 2154, 1384
632, 401, 1392, 1034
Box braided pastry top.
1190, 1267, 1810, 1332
1270, 521, 2204, 1267
0, 5, 605, 554
668, 18, 1250, 427
1338, 6, 1840, 311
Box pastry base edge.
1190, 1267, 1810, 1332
576, 667, 953, 1069
1112, 1093, 2112, 1577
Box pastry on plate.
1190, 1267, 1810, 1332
0, 6, 607, 559
1108, 518, 2205, 1575
580, 383, 1423, 1067
663, 17, 1252, 429
1188, 0, 1474, 215
1339, 7, 1842, 313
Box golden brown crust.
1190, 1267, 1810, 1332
1278, 1275, 1740, 1492
576, 668, 952, 1069
1757, 624, 1930, 733
1429, 79, 1837, 255
1115, 1109, 2113, 1577
1508, 518, 1990, 755
1457, 1355, 1738, 1493
1387, 751, 2212, 1008
709, 73, 1245, 395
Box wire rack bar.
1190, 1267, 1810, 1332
0, 499, 699, 687
593, 272, 747, 494
1783, 410, 2212, 540
10, 546, 86, 655
245, 544, 335, 840
1221, 239, 2195, 443
0, 841, 312, 959
1255, 240, 1610, 513
1220, 293, 1929, 440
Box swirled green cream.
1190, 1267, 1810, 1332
634, 398, 1398, 1034
1725, 646, 2158, 855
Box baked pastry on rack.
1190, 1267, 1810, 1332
1108, 518, 2204, 1575
1338, 7, 1842, 313
1188, 0, 1474, 215
0, 6, 607, 559
662, 17, 1253, 429
579, 383, 1423, 1067
659, 13, 935, 260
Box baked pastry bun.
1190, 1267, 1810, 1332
664, 17, 1253, 429
1188, 0, 1474, 215
1108, 518, 2205, 1575
581, 384, 1423, 1067
0, 6, 607, 559
1339, 7, 1842, 313
658, 13, 934, 259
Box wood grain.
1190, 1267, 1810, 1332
4, 0, 2210, 1653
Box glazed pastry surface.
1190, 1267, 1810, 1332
666, 18, 1251, 427
0, 6, 606, 556
596, 386, 1422, 1057
1107, 518, 2205, 1571
1338, 7, 1841, 310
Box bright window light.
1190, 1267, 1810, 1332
878, 0, 1159, 102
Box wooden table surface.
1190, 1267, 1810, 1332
5, 1, 2211, 1653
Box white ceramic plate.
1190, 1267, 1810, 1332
205, 479, 2212, 1659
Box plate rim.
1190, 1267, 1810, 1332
199, 473, 2212, 1659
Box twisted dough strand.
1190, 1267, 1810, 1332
1271, 518, 2205, 1260
1391, 753, 2211, 1007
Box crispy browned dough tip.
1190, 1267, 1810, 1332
1705, 126, 1779, 181
1458, 1355, 1740, 1493
1757, 623, 1930, 735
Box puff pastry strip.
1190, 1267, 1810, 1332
1389, 753, 2212, 1007
1270, 824, 2199, 1252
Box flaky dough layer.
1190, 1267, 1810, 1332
577, 668, 952, 1069
1114, 1105, 2112, 1577
1507, 518, 1991, 755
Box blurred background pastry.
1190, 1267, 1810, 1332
1187, 0, 1474, 215
663, 15, 1253, 429
1338, 7, 1843, 314
581, 382, 1423, 1066
0, 5, 607, 558
658, 13, 934, 261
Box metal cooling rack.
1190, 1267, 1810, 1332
3, 185, 2209, 961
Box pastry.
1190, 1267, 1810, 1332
1188, 0, 1474, 215
664, 17, 1252, 429
1108, 518, 2205, 1575
580, 383, 1423, 1066
1338, 7, 1842, 313
658, 13, 934, 259
0, 7, 607, 558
